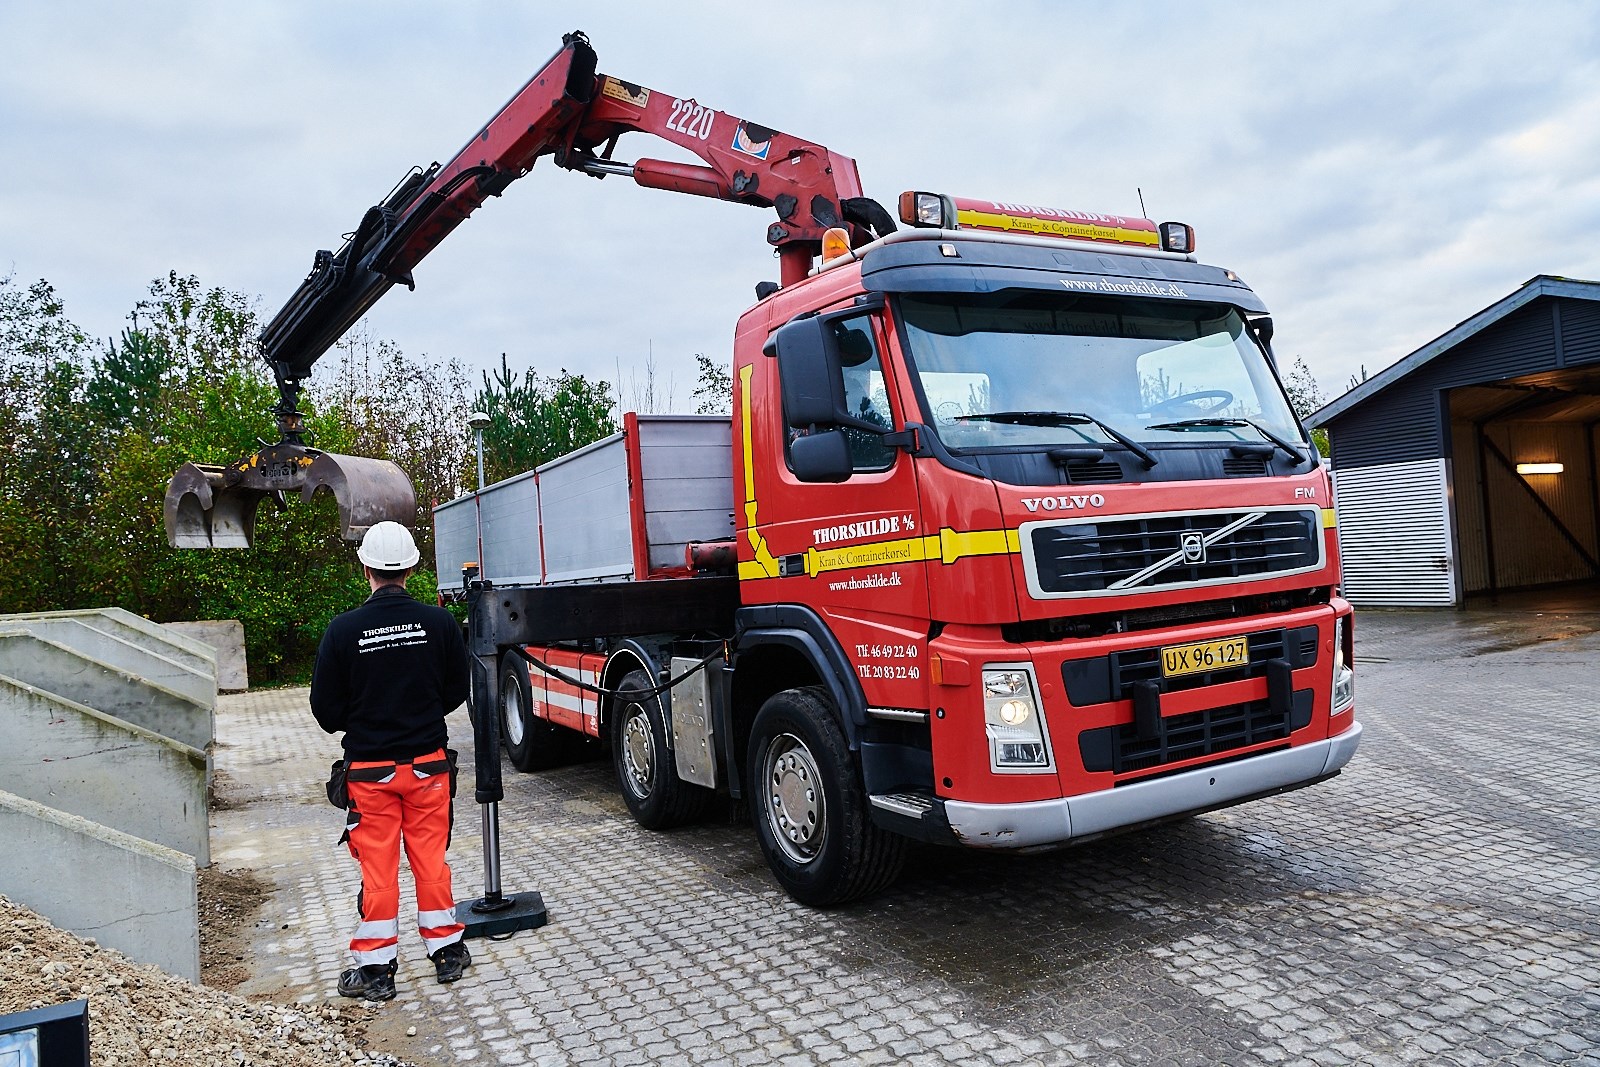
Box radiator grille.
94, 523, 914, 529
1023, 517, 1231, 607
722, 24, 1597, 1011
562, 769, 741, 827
1029, 508, 1321, 595
1222, 455, 1270, 477
1078, 690, 1313, 775
1063, 461, 1124, 485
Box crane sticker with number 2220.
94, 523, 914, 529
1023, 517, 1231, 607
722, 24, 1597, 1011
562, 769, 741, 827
1160, 636, 1248, 678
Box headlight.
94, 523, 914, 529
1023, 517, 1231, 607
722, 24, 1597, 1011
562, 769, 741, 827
982, 665, 1052, 770
1333, 616, 1355, 712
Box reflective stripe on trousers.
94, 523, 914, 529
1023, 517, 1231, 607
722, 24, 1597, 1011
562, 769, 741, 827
344, 749, 464, 964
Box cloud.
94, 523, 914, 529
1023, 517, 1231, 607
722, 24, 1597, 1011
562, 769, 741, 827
2, 0, 1598, 403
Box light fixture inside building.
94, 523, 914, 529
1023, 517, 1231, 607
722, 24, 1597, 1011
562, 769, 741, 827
1515, 462, 1564, 475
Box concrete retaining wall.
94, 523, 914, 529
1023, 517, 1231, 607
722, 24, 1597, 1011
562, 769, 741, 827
0, 788, 199, 982
0, 607, 217, 677
0, 674, 209, 865
161, 619, 247, 692
7, 616, 216, 708
0, 630, 212, 751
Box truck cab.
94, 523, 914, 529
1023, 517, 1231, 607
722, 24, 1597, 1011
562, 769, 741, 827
724, 208, 1358, 897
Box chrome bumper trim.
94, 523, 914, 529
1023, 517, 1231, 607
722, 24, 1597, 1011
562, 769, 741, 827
944, 722, 1363, 850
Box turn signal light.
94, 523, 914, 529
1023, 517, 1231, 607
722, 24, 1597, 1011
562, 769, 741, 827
820, 226, 852, 262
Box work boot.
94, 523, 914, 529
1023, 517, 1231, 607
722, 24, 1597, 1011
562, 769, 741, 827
337, 962, 397, 1001
430, 940, 472, 984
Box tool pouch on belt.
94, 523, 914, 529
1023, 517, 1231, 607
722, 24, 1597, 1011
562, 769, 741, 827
324, 759, 349, 809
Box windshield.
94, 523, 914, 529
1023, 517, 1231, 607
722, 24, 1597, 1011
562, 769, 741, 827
896, 292, 1304, 452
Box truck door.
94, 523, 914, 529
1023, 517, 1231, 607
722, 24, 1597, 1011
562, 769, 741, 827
740, 310, 930, 706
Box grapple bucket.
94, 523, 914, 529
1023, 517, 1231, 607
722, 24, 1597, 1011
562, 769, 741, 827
163, 442, 416, 548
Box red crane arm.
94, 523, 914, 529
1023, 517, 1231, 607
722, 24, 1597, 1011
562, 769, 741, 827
262, 31, 889, 382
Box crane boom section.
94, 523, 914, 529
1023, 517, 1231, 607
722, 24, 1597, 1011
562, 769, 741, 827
261, 30, 874, 383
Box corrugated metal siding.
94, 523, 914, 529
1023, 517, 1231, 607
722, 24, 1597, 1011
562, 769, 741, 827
1332, 458, 1456, 606
1451, 420, 1599, 592
1329, 388, 1441, 469
1431, 303, 1557, 386
1561, 298, 1600, 366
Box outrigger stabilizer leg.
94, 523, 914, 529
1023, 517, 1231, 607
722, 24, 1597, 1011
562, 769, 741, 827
163, 373, 417, 548
455, 584, 548, 937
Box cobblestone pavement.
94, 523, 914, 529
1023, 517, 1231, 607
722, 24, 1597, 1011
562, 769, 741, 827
212, 609, 1600, 1066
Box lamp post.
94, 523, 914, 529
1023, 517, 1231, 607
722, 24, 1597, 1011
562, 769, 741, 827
468, 410, 490, 491
456, 409, 547, 938
468, 411, 490, 576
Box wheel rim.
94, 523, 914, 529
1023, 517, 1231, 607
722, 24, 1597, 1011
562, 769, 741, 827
761, 732, 826, 864
502, 679, 526, 747
620, 702, 655, 799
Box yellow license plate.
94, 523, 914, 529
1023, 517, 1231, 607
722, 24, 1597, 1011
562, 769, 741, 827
1160, 636, 1248, 678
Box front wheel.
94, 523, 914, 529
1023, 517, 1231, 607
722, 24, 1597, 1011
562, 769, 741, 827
747, 687, 905, 906
610, 669, 711, 829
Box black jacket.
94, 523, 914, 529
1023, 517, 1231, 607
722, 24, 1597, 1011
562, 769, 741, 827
310, 585, 469, 761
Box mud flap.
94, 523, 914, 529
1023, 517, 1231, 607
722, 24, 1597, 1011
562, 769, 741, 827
163, 443, 416, 548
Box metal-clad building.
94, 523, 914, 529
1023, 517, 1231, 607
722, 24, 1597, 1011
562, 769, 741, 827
1309, 276, 1600, 607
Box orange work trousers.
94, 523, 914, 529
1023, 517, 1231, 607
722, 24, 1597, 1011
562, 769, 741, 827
343, 749, 464, 966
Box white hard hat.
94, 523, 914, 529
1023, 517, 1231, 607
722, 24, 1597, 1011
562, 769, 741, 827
357, 521, 420, 570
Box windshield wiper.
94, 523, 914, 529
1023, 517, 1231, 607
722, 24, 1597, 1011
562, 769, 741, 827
1144, 418, 1308, 464
957, 410, 1157, 467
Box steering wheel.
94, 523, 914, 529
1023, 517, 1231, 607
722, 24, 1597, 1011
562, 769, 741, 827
1148, 389, 1235, 415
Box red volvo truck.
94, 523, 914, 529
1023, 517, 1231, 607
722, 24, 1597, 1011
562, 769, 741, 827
440, 195, 1362, 903
165, 32, 1360, 906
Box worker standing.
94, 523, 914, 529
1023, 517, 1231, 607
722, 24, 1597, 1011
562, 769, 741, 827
310, 521, 472, 1001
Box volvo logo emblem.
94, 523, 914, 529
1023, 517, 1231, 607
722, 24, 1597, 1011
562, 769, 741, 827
1180, 531, 1206, 564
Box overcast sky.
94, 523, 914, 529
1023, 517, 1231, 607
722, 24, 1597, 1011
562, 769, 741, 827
3, 1, 1598, 411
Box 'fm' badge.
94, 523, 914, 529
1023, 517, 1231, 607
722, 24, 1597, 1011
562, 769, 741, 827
1180, 532, 1206, 564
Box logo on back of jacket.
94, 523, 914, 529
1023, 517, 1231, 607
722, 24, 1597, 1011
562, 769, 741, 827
357, 624, 427, 653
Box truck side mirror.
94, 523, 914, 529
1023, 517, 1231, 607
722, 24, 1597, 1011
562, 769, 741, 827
790, 428, 853, 483
769, 315, 886, 433
771, 316, 845, 428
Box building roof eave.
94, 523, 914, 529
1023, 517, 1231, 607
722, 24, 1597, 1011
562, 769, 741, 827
1308, 275, 1600, 429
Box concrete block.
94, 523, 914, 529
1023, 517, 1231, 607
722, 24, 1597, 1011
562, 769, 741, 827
0, 788, 198, 982
6, 616, 216, 709
0, 607, 217, 678
0, 630, 212, 751
0, 673, 209, 865
161, 620, 248, 692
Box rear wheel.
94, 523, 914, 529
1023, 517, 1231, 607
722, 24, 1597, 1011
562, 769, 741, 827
747, 687, 905, 906
611, 669, 711, 829
500, 655, 567, 772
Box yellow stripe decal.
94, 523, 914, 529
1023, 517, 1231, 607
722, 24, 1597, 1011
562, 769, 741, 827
795, 527, 1022, 579
737, 364, 780, 579
956, 208, 1160, 247
1322, 507, 1337, 528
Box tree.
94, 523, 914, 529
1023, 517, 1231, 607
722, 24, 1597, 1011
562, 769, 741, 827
0, 275, 95, 612
1283, 356, 1330, 457
472, 354, 617, 484
691, 352, 731, 415
311, 325, 473, 564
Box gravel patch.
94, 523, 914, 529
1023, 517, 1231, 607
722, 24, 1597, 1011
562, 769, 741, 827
0, 895, 415, 1066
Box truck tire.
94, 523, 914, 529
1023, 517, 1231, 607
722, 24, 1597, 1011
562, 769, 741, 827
747, 686, 905, 906
611, 669, 711, 829
500, 655, 566, 773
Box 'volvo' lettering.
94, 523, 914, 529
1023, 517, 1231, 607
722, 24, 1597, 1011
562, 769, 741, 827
1019, 493, 1106, 513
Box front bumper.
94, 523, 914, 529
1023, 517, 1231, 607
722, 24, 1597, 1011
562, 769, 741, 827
943, 721, 1362, 850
